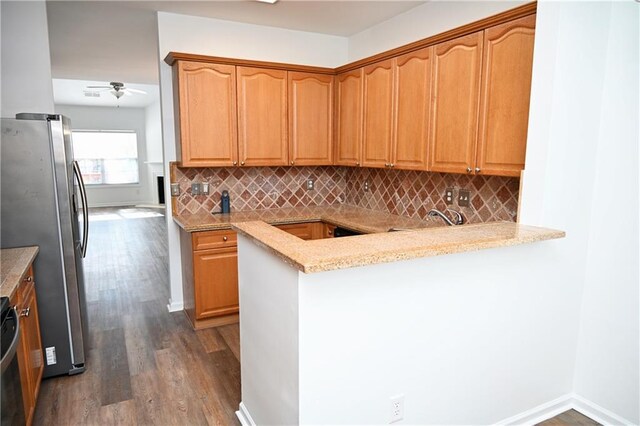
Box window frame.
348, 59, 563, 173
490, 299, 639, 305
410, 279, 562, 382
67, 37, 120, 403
72, 129, 141, 188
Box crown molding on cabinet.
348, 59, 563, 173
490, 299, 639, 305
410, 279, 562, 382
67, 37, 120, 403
163, 2, 536, 75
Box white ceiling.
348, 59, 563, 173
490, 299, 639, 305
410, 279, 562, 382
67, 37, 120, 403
53, 79, 160, 108
46, 1, 425, 84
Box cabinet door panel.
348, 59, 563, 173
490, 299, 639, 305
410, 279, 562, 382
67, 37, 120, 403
25, 289, 43, 411
289, 72, 334, 166
194, 247, 239, 319
362, 59, 394, 168
237, 67, 288, 166
393, 47, 432, 170
177, 61, 238, 167
429, 32, 483, 174
335, 69, 363, 166
477, 15, 536, 177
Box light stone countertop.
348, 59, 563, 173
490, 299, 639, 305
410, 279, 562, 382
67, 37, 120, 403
1, 246, 39, 299
174, 204, 443, 234
232, 221, 565, 273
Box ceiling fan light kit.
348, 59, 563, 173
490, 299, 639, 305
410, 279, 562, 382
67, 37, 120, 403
84, 81, 147, 100
256, 0, 278, 4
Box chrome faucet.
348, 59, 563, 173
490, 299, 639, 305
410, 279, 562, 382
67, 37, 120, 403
428, 208, 465, 226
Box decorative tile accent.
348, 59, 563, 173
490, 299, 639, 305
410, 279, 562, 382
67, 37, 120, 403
344, 168, 519, 223
172, 164, 347, 215
172, 163, 519, 224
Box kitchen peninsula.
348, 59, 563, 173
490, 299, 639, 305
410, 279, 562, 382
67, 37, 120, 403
232, 221, 565, 424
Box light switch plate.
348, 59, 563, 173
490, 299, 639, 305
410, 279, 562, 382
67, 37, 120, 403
458, 189, 470, 207
191, 183, 201, 196
170, 183, 180, 197
201, 182, 210, 195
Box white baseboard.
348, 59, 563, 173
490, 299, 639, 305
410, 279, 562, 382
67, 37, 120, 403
572, 394, 634, 426
166, 300, 184, 312
236, 402, 256, 426
496, 394, 574, 426
495, 393, 635, 426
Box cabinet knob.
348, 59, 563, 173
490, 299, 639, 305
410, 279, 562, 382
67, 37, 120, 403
290, 161, 294, 166
20, 307, 30, 317
232, 161, 237, 166
222, 236, 228, 242
466, 167, 472, 173
390, 163, 395, 168
328, 230, 333, 236
356, 162, 360, 167
475, 167, 481, 173
23, 276, 32, 282
240, 161, 245, 166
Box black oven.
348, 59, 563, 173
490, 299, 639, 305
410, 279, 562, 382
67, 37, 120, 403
1, 296, 25, 426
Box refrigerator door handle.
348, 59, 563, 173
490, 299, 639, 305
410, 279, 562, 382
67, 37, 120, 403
73, 161, 89, 258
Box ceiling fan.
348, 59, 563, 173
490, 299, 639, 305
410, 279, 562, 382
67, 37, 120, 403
84, 82, 147, 99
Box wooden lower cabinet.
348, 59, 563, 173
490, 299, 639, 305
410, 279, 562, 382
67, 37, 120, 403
14, 266, 44, 426
182, 223, 334, 329
275, 222, 326, 240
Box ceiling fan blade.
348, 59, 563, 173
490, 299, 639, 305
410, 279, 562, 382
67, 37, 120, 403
124, 88, 147, 95
124, 91, 133, 96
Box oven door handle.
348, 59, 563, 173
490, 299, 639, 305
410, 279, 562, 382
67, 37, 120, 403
0, 307, 20, 373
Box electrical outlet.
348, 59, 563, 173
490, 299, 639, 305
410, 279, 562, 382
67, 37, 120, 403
390, 394, 404, 423
458, 189, 470, 207
364, 180, 370, 192
201, 182, 210, 195
306, 178, 315, 191
445, 188, 454, 205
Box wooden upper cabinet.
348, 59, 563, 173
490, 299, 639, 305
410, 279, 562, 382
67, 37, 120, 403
237, 67, 288, 166
176, 61, 238, 167
335, 69, 363, 166
392, 47, 433, 171
477, 15, 536, 177
362, 59, 395, 168
288, 72, 334, 166
429, 32, 483, 174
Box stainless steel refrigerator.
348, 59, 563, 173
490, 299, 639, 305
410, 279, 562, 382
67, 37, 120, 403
1, 113, 89, 378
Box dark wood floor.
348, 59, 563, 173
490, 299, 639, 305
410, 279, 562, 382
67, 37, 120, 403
538, 409, 600, 426
33, 207, 241, 425
33, 207, 598, 426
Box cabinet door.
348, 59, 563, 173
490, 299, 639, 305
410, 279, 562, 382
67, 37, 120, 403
288, 72, 334, 166
237, 67, 288, 166
194, 247, 239, 319
477, 15, 536, 177
176, 61, 238, 167
429, 32, 483, 174
393, 47, 433, 170
335, 69, 363, 166
362, 59, 394, 168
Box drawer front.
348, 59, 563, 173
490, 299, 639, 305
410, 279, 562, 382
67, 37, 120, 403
276, 223, 315, 240
192, 229, 237, 251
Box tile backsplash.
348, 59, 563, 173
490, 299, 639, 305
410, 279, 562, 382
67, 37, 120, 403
344, 168, 519, 223
172, 164, 347, 215
172, 163, 519, 223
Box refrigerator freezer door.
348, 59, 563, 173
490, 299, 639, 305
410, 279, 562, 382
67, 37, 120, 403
0, 115, 87, 377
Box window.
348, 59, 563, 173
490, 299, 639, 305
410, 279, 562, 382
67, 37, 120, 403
73, 130, 139, 185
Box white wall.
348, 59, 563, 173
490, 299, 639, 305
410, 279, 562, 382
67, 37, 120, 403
347, 1, 526, 62
144, 99, 164, 204
156, 12, 349, 310
238, 232, 577, 424
0, 0, 54, 117
521, 1, 639, 423
571, 3, 639, 423
55, 104, 153, 207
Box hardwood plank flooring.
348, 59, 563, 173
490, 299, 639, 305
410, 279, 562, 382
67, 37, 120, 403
33, 207, 599, 426
33, 207, 241, 426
